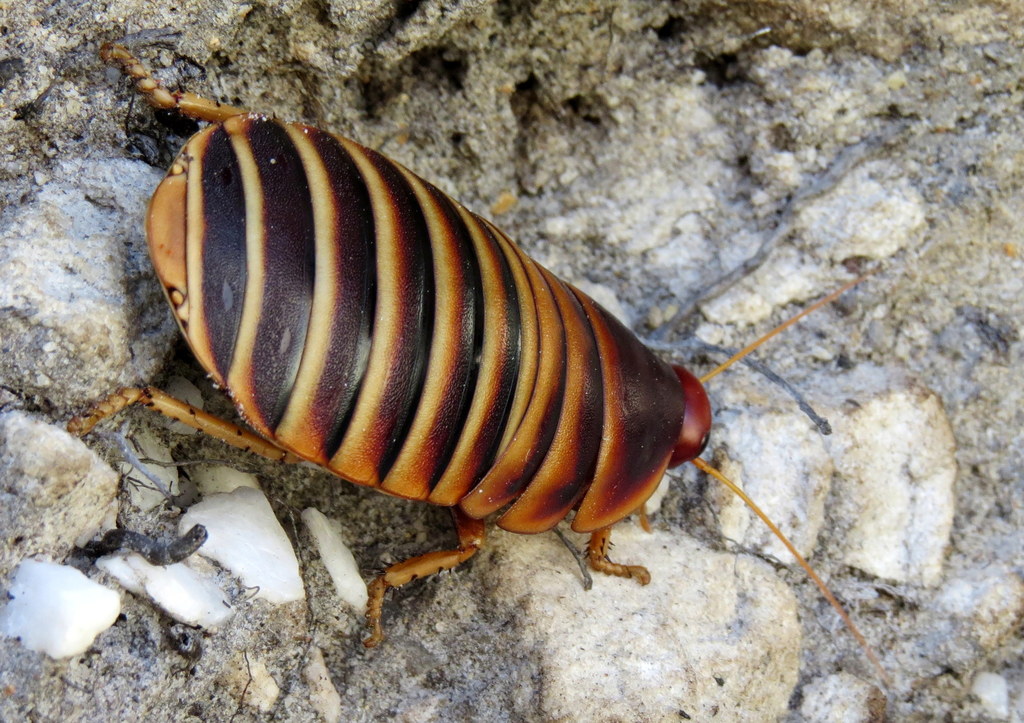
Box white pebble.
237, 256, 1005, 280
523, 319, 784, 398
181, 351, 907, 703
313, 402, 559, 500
302, 508, 368, 611
220, 654, 280, 712
0, 560, 120, 658
797, 162, 925, 261
489, 527, 801, 719
304, 646, 343, 722
971, 672, 1009, 720
97, 553, 233, 629
190, 464, 262, 496
180, 487, 305, 604
711, 380, 833, 560
799, 672, 885, 722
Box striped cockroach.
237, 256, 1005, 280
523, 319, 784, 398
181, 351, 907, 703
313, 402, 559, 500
72, 43, 886, 679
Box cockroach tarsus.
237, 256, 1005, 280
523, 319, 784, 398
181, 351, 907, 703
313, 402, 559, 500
72, 42, 889, 687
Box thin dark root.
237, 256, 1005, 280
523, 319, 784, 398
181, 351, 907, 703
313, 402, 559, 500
644, 337, 832, 435
553, 527, 593, 591
97, 427, 177, 501
699, 341, 832, 435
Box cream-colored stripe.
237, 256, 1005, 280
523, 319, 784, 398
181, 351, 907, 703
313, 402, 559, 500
183, 127, 221, 384
273, 125, 339, 462
495, 270, 592, 533
327, 139, 404, 487
458, 240, 564, 519
482, 220, 540, 455
223, 116, 272, 438
381, 167, 463, 499
427, 205, 524, 505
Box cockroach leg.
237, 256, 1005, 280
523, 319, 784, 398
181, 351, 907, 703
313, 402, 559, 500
586, 527, 650, 586
637, 508, 653, 533
364, 509, 486, 648
68, 386, 300, 465
67, 386, 146, 434
100, 42, 248, 123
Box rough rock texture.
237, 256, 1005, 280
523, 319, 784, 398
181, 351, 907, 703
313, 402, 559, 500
0, 411, 119, 577
2, 0, 1023, 720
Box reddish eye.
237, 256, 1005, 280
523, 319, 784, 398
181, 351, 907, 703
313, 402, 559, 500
668, 365, 712, 467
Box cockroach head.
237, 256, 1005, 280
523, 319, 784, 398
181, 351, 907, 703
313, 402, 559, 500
667, 365, 711, 467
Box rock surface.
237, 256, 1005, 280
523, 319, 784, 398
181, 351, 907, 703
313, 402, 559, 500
2, 0, 1023, 720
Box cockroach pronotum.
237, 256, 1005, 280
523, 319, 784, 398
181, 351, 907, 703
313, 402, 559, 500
72, 42, 888, 683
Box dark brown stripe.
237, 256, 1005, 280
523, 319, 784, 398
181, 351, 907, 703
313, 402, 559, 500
242, 119, 317, 429
459, 248, 566, 518
427, 210, 522, 505
482, 220, 539, 457
371, 151, 435, 479
466, 221, 522, 475
381, 179, 481, 494
426, 189, 487, 488
327, 140, 433, 485
496, 275, 603, 533
307, 129, 376, 458
198, 125, 247, 380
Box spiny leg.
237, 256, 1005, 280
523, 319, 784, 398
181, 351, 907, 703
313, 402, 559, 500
364, 508, 485, 648
68, 386, 300, 465
100, 42, 249, 123
587, 527, 650, 585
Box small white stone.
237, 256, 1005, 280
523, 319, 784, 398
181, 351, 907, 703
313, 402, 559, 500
0, 560, 121, 658
302, 508, 368, 611
304, 646, 343, 722
799, 672, 885, 722
180, 487, 304, 604
219, 654, 280, 712
190, 464, 262, 496
971, 672, 1009, 720
796, 161, 925, 261
0, 413, 120, 578
489, 527, 801, 720
935, 567, 1024, 653
97, 553, 233, 629
698, 247, 821, 326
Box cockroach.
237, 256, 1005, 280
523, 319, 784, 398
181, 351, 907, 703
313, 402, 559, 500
72, 42, 887, 682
